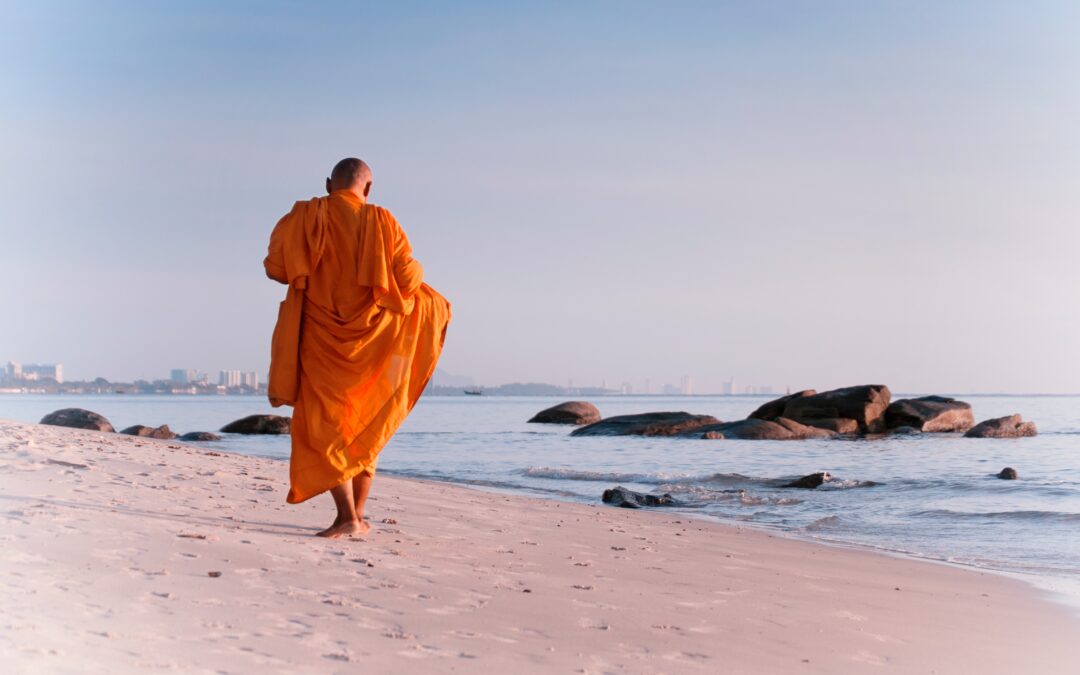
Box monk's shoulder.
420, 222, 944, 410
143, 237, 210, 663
284, 196, 325, 217
366, 203, 403, 232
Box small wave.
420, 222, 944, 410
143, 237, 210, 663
658, 484, 804, 506
801, 515, 843, 532
913, 509, 1080, 523
522, 467, 721, 484
818, 479, 880, 490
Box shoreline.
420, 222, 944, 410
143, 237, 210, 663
386, 470, 1080, 617
3, 419, 1078, 673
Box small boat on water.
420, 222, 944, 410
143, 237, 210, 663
463, 388, 483, 396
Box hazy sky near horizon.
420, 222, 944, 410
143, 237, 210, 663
2, 1, 1078, 393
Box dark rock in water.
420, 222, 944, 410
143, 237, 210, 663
179, 431, 222, 442
748, 390, 816, 421
601, 486, 676, 508
527, 401, 601, 425
781, 385, 892, 433
802, 418, 859, 434
120, 424, 178, 440
685, 417, 835, 440
40, 408, 115, 433
220, 415, 291, 435
572, 412, 719, 437
885, 396, 974, 433
889, 425, 922, 435
997, 467, 1018, 480
781, 472, 832, 489
964, 415, 1037, 439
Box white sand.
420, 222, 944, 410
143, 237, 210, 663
1, 419, 1077, 674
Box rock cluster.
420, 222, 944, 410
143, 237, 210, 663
571, 412, 719, 437
527, 401, 601, 425
220, 415, 291, 435
885, 396, 974, 433
179, 431, 222, 442
682, 418, 835, 440
40, 408, 115, 433
601, 486, 677, 508
120, 424, 177, 440
535, 384, 1036, 443
964, 415, 1037, 439
37, 408, 278, 442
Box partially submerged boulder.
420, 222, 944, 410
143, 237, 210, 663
885, 396, 974, 433
527, 401, 601, 425
179, 431, 222, 442
572, 412, 719, 437
964, 415, 1037, 439
889, 425, 922, 435
601, 486, 676, 508
39, 408, 115, 433
781, 385, 892, 433
996, 467, 1018, 480
781, 472, 832, 489
748, 390, 816, 420
120, 424, 177, 440
220, 415, 291, 435
801, 418, 859, 434
685, 417, 835, 440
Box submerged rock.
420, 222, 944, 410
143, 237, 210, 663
996, 467, 1018, 480
601, 486, 677, 508
220, 415, 291, 435
781, 472, 832, 489
527, 401, 601, 425
572, 412, 719, 437
964, 415, 1037, 439
781, 385, 892, 433
885, 396, 974, 433
685, 417, 835, 440
748, 390, 816, 421
801, 418, 860, 434
179, 431, 222, 442
120, 424, 178, 440
889, 425, 922, 435
40, 408, 115, 433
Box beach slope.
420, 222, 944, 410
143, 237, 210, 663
1, 420, 1076, 673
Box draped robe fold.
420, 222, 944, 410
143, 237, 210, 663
264, 191, 450, 504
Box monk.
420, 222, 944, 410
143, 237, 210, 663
264, 158, 451, 538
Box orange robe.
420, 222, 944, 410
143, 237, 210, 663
264, 190, 450, 503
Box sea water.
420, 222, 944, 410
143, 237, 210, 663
3, 393, 1078, 600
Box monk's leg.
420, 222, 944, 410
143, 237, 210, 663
351, 469, 374, 521
316, 480, 368, 538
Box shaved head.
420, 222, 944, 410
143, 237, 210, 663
327, 157, 373, 198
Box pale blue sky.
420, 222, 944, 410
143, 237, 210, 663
2, 1, 1078, 392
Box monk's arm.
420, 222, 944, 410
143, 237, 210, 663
390, 218, 424, 296
264, 207, 295, 284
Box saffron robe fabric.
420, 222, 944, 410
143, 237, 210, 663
265, 190, 450, 503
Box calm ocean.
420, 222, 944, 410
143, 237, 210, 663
4, 393, 1078, 603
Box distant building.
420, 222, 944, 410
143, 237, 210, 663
219, 370, 243, 388
170, 368, 197, 384
18, 363, 63, 383
5, 362, 21, 379
243, 371, 259, 389
722, 376, 737, 395
679, 375, 693, 396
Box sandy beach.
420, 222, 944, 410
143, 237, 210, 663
1, 419, 1077, 674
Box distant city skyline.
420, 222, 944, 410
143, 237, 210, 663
3, 3, 1078, 393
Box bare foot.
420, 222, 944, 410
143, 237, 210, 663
316, 519, 371, 538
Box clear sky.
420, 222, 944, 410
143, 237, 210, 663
2, 1, 1078, 393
